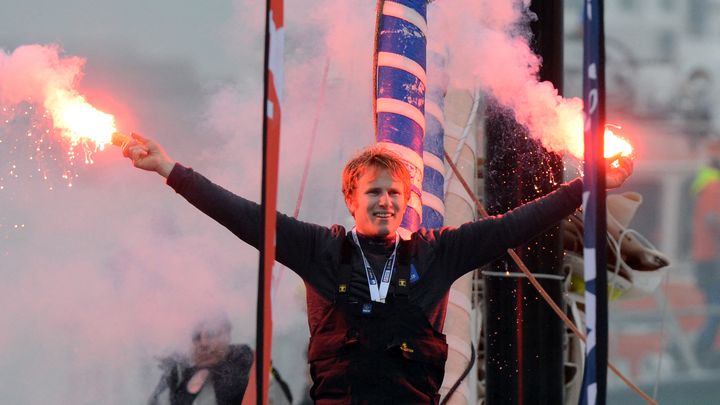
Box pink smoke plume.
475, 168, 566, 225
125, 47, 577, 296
432, 0, 585, 157
1, 45, 121, 153
0, 44, 85, 106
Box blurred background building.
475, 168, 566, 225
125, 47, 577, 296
564, 1, 720, 403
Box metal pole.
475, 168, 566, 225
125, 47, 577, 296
256, 1, 283, 404
580, 0, 608, 403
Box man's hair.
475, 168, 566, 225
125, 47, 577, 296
192, 310, 232, 340
342, 145, 411, 202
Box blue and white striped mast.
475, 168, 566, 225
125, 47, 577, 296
580, 0, 608, 403
374, 0, 428, 234
421, 47, 446, 230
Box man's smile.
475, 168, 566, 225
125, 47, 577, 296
374, 212, 394, 219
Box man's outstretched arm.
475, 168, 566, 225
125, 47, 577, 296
121, 133, 329, 274
435, 156, 633, 281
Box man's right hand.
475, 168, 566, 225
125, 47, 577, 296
122, 133, 176, 178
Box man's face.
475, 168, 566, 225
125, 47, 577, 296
346, 167, 407, 238
191, 327, 231, 368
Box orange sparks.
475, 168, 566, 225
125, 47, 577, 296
603, 126, 633, 159
45, 89, 117, 149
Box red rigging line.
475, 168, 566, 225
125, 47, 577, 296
292, 59, 330, 220
272, 59, 330, 300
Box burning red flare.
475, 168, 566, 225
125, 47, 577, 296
565, 116, 634, 161
603, 126, 633, 159
45, 88, 118, 149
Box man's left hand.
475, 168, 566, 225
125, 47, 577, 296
606, 155, 634, 189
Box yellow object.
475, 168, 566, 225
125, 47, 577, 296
691, 166, 720, 195
570, 272, 625, 302
111, 132, 130, 147
399, 342, 414, 353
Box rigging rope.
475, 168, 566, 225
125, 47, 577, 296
439, 343, 476, 405
293, 59, 330, 220
443, 88, 481, 195
271, 59, 330, 300
443, 150, 658, 405
652, 272, 671, 401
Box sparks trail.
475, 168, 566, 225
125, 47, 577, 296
1, 103, 78, 189
46, 89, 118, 149
0, 45, 127, 167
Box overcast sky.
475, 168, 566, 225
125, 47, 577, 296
0, 0, 242, 78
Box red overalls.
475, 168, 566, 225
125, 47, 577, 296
307, 240, 449, 404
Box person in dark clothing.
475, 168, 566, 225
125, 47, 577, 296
148, 313, 253, 405
125, 133, 632, 404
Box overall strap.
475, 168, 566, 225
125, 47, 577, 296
394, 238, 414, 300
335, 236, 354, 304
